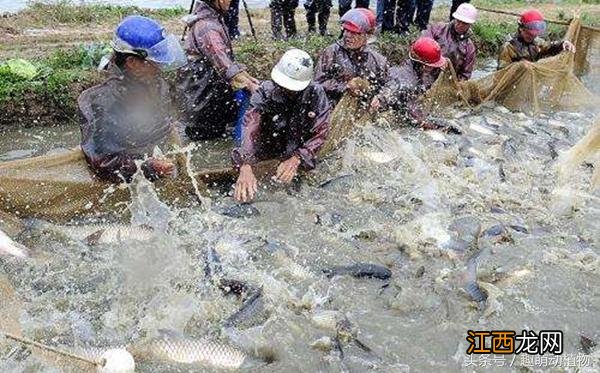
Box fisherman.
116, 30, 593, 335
370, 37, 450, 130
422, 3, 477, 81
270, 0, 298, 40
79, 16, 186, 183
304, 0, 332, 36
232, 49, 331, 203
314, 8, 389, 107
178, 0, 259, 141
497, 9, 576, 70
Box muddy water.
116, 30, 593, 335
0, 101, 599, 372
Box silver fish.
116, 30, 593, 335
0, 229, 28, 258
130, 330, 259, 369
30, 220, 155, 246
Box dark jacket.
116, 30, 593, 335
177, 1, 245, 140
232, 81, 331, 169
314, 41, 390, 105
497, 33, 564, 70
422, 22, 476, 81
78, 73, 175, 183
377, 59, 440, 124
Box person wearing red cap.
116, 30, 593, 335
314, 8, 389, 106
422, 3, 477, 81
497, 9, 575, 70
370, 37, 454, 131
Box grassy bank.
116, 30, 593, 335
0, 0, 598, 126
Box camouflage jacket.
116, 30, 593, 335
497, 33, 563, 70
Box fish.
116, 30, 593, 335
322, 263, 391, 280
509, 225, 528, 234
442, 216, 481, 257
272, 251, 315, 281
129, 329, 261, 369
425, 130, 448, 143
469, 123, 496, 136
27, 220, 155, 246
464, 257, 487, 310
0, 229, 29, 258
318, 174, 355, 190
310, 310, 376, 359
219, 204, 261, 219
223, 288, 267, 330
580, 335, 597, 355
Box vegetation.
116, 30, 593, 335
0, 0, 598, 126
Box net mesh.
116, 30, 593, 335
424, 17, 600, 115
0, 148, 200, 222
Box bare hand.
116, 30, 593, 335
246, 75, 260, 93
146, 158, 176, 178
275, 156, 301, 184
563, 40, 576, 53
234, 164, 258, 202
369, 96, 382, 113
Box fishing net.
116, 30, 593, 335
0, 148, 202, 223
558, 118, 600, 188
424, 17, 600, 114
319, 79, 373, 156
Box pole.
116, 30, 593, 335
3, 332, 103, 368
241, 0, 258, 41
181, 0, 197, 41
477, 6, 571, 26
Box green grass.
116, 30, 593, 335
22, 0, 186, 25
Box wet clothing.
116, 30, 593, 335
78, 73, 176, 183
338, 0, 369, 18
422, 22, 476, 81
224, 0, 240, 39
177, 1, 245, 140
232, 81, 331, 170
377, 59, 440, 124
270, 0, 298, 40
305, 0, 331, 35
314, 41, 390, 105
497, 33, 564, 70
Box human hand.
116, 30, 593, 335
274, 156, 301, 184
563, 40, 576, 53
234, 164, 258, 202
146, 158, 177, 178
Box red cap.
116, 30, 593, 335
520, 9, 544, 24
409, 37, 446, 68
341, 8, 374, 34
519, 9, 546, 35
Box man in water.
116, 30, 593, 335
497, 9, 576, 70
422, 3, 477, 81
232, 49, 331, 203
370, 37, 450, 130
178, 0, 259, 141
79, 16, 186, 183
314, 8, 389, 107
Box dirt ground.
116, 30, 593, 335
1, 2, 599, 60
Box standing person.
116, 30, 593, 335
422, 3, 477, 81
370, 37, 449, 129
270, 0, 298, 40
232, 49, 331, 203
178, 0, 259, 141
379, 0, 397, 33
79, 16, 187, 183
338, 0, 369, 18
315, 8, 389, 107
497, 9, 576, 70
305, 0, 332, 36
396, 0, 432, 33
224, 0, 240, 39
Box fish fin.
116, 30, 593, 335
84, 230, 105, 246
354, 338, 373, 354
